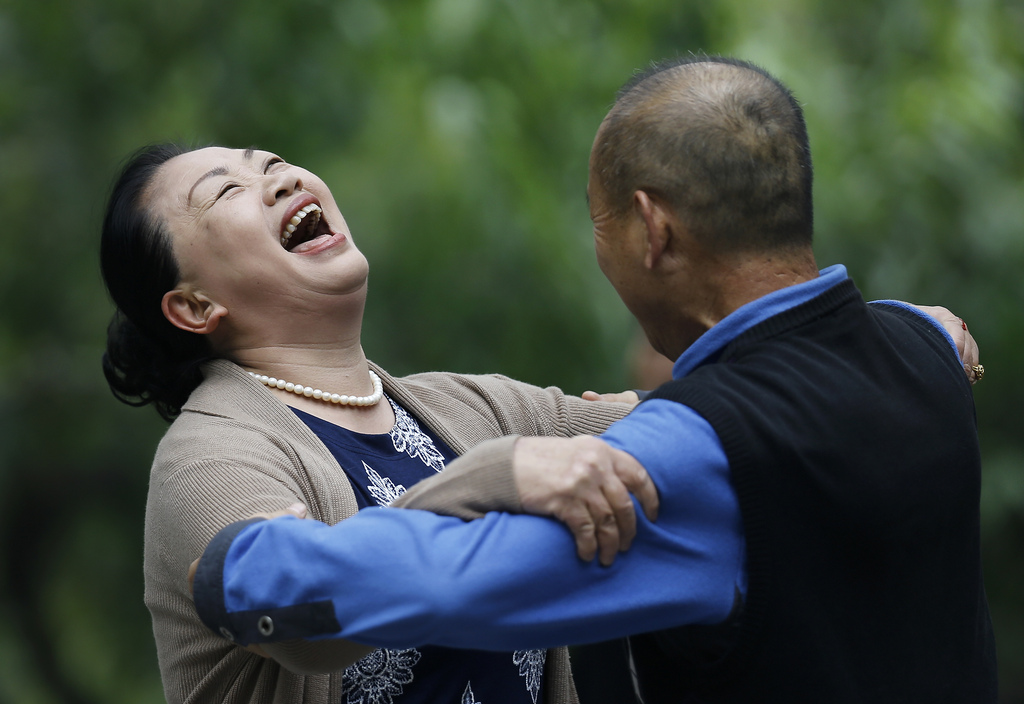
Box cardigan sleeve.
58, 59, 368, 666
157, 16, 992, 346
391, 375, 632, 518
392, 436, 523, 516
144, 416, 373, 703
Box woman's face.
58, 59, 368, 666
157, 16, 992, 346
147, 147, 369, 341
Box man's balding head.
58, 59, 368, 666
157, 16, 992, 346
590, 57, 813, 254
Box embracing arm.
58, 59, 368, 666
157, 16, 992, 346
882, 303, 981, 377
398, 302, 979, 527
398, 302, 977, 508
907, 304, 982, 381
176, 372, 644, 675
392, 378, 645, 562
390, 373, 638, 517
190, 403, 744, 652
146, 420, 374, 691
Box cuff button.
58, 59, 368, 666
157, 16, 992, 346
257, 615, 274, 637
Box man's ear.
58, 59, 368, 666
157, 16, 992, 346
633, 190, 672, 270
161, 288, 228, 335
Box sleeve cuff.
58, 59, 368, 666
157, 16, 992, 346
193, 517, 265, 643
192, 517, 342, 646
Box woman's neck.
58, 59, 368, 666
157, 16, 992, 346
238, 344, 396, 434
246, 345, 371, 386
219, 312, 396, 433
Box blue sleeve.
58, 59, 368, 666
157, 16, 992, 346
193, 401, 745, 651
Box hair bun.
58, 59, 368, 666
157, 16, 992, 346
102, 312, 208, 421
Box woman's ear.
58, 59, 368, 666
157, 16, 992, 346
161, 288, 228, 335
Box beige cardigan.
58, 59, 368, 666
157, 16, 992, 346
144, 359, 628, 704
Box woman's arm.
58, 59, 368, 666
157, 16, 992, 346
147, 421, 373, 693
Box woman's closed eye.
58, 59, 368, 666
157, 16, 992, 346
212, 157, 285, 200
216, 182, 240, 200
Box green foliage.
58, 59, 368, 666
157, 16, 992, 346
0, 0, 1021, 701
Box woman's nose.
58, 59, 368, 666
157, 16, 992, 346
265, 169, 304, 203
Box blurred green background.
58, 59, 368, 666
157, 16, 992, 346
1, 0, 1021, 701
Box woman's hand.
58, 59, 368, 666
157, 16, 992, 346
512, 436, 658, 567
909, 305, 982, 383
187, 503, 308, 594
581, 389, 641, 406
187, 503, 308, 658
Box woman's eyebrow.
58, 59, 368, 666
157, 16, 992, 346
185, 150, 259, 206
187, 166, 229, 206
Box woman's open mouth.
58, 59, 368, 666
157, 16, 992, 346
280, 203, 332, 252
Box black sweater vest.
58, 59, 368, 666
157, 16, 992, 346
631, 280, 996, 703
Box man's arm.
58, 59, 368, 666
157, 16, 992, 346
190, 402, 744, 652
393, 303, 979, 530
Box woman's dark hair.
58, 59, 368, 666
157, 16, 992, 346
100, 143, 214, 422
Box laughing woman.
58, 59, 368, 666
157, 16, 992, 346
101, 144, 644, 704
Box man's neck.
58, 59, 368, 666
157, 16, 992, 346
708, 250, 819, 322
653, 247, 819, 359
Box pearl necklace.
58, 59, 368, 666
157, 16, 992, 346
248, 369, 384, 407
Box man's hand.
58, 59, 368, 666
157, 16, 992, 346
910, 305, 982, 383
581, 389, 641, 406
512, 436, 658, 567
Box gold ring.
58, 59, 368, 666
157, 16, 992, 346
971, 364, 985, 383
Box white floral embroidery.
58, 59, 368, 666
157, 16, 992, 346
364, 462, 406, 506
513, 649, 546, 704
387, 397, 446, 473
342, 647, 422, 704
461, 681, 481, 704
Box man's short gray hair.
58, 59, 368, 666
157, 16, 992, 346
592, 56, 814, 254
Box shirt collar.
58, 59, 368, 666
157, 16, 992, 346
672, 264, 849, 379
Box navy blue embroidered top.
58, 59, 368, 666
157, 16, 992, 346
292, 398, 546, 704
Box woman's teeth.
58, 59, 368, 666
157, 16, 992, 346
280, 203, 323, 248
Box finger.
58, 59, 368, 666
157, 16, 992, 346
916, 306, 968, 359
562, 505, 598, 562
953, 318, 968, 359
187, 558, 200, 596
603, 391, 640, 405
597, 513, 620, 567
612, 451, 660, 522
600, 477, 637, 552
582, 390, 641, 405
962, 329, 980, 368
588, 495, 621, 567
